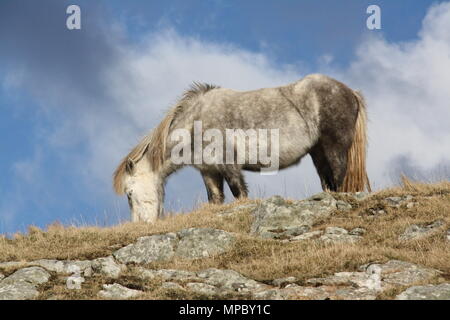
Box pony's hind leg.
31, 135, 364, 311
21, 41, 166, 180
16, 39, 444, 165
309, 142, 348, 192
201, 170, 225, 204
223, 166, 248, 199
310, 144, 335, 191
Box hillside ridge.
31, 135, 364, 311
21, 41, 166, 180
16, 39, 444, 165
0, 180, 449, 300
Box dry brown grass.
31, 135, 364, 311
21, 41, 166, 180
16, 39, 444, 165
0, 199, 256, 262
1, 179, 449, 300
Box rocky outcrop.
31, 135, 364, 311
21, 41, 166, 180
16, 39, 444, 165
399, 220, 445, 241
113, 228, 236, 264
66, 274, 85, 290
130, 260, 445, 300
250, 193, 369, 243
258, 260, 444, 300
0, 192, 448, 300
0, 238, 253, 300
0, 251, 447, 300
91, 256, 125, 279
138, 267, 268, 295
384, 195, 414, 208
396, 283, 450, 300
284, 227, 366, 243
114, 233, 178, 264
138, 267, 269, 297
175, 228, 236, 259
98, 283, 143, 299
251, 193, 338, 239
0, 267, 51, 300
319, 227, 365, 243
309, 260, 440, 289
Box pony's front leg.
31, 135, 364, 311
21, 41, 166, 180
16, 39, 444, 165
201, 170, 225, 204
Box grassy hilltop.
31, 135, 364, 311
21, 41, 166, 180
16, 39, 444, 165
0, 178, 449, 300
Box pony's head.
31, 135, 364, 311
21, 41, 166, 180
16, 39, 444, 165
113, 83, 216, 223
113, 108, 178, 223
113, 154, 163, 223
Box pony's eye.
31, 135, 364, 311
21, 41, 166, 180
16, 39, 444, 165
126, 192, 133, 208
126, 190, 133, 201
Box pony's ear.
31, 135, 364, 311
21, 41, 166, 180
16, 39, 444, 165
125, 158, 135, 173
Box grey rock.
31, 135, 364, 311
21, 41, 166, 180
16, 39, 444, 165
307, 269, 382, 292
253, 285, 302, 300
399, 220, 445, 241
288, 230, 323, 242
385, 196, 403, 207
359, 260, 441, 286
66, 275, 85, 290
272, 276, 297, 287
0, 281, 40, 300
114, 228, 236, 264
251, 193, 337, 239
336, 200, 352, 211
0, 273, 4, 281
114, 233, 177, 264
3, 259, 93, 277
331, 287, 378, 300
252, 288, 286, 300
98, 283, 143, 299
1, 267, 51, 286
185, 282, 218, 295
64, 261, 92, 277
255, 285, 335, 300
131, 260, 442, 300
395, 283, 450, 300
304, 260, 441, 299
0, 267, 51, 300
138, 267, 268, 296
30, 259, 66, 273
319, 227, 362, 244
175, 228, 236, 259
196, 268, 268, 293
385, 195, 413, 208
361, 208, 386, 218
91, 256, 124, 279
324, 227, 348, 235
306, 192, 337, 204
137, 268, 198, 281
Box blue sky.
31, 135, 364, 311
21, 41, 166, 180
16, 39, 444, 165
1, 1, 450, 235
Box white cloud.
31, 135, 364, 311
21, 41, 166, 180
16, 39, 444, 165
333, 2, 450, 187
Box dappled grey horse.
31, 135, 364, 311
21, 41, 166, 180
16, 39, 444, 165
114, 74, 371, 222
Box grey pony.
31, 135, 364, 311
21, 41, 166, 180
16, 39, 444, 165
114, 74, 371, 223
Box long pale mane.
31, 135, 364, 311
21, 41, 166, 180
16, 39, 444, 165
113, 82, 219, 194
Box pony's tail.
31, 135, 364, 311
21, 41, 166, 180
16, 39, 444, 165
340, 90, 372, 192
